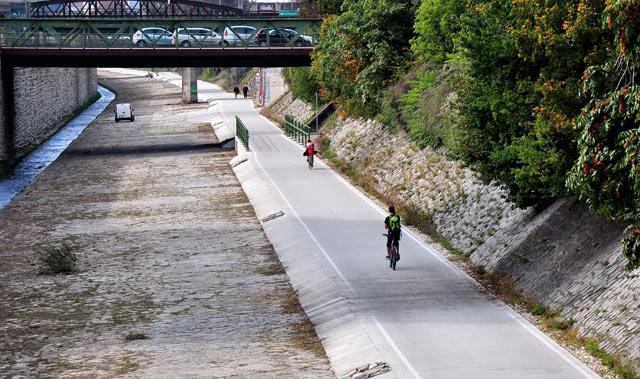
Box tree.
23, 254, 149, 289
567, 1, 640, 270
412, 0, 467, 64
283, 67, 319, 103
312, 0, 418, 116
454, 0, 609, 207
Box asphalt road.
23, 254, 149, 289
158, 72, 600, 379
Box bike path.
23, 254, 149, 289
152, 71, 599, 379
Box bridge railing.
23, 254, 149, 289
285, 114, 312, 145
235, 116, 249, 152
0, 19, 321, 49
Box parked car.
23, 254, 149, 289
221, 25, 257, 46
115, 103, 134, 122
172, 28, 222, 47
282, 28, 315, 45
254, 28, 311, 47
132, 28, 173, 47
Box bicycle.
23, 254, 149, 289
383, 234, 399, 270
307, 154, 314, 169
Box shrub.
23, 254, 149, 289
528, 303, 547, 316
37, 243, 78, 274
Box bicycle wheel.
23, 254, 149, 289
392, 245, 398, 270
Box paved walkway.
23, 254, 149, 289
182, 76, 601, 378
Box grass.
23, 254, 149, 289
260, 107, 284, 126
36, 243, 78, 274
318, 132, 640, 379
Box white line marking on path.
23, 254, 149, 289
372, 317, 423, 379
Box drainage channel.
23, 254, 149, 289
0, 85, 115, 209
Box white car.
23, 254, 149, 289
221, 25, 257, 46
172, 28, 222, 47
115, 103, 134, 122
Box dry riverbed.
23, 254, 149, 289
0, 70, 332, 377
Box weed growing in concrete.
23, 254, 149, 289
529, 303, 547, 316
36, 243, 78, 274
125, 333, 149, 342
584, 338, 639, 379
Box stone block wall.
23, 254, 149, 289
0, 58, 5, 161
313, 112, 640, 370
12, 67, 97, 158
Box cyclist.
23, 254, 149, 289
384, 205, 401, 260
305, 139, 316, 167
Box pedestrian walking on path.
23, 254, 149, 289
233, 86, 240, 98
242, 86, 249, 98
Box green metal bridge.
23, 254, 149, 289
0, 17, 322, 67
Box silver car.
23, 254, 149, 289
172, 28, 222, 47
132, 28, 173, 47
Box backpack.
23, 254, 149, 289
389, 214, 401, 233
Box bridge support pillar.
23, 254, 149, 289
182, 68, 198, 103
0, 59, 15, 165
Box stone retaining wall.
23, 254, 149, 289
275, 91, 640, 370
0, 66, 97, 162
14, 67, 97, 157
0, 58, 5, 161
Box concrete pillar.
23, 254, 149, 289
1, 59, 15, 164
182, 68, 198, 103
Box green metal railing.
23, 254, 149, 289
235, 115, 249, 151
285, 114, 312, 145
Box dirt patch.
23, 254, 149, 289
0, 69, 332, 378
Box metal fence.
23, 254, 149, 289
284, 114, 312, 145
235, 115, 249, 151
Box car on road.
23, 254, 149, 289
115, 103, 134, 122
282, 28, 315, 45
254, 28, 312, 47
132, 28, 173, 47
221, 25, 257, 46
172, 28, 222, 47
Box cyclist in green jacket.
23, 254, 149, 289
385, 205, 401, 260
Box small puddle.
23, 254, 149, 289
0, 85, 115, 209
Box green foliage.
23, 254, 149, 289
312, 0, 418, 116
283, 67, 319, 104
37, 243, 78, 274
412, 0, 466, 64
566, 2, 640, 270
528, 303, 547, 316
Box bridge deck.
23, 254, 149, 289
0, 46, 312, 67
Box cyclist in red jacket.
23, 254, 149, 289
305, 139, 316, 168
